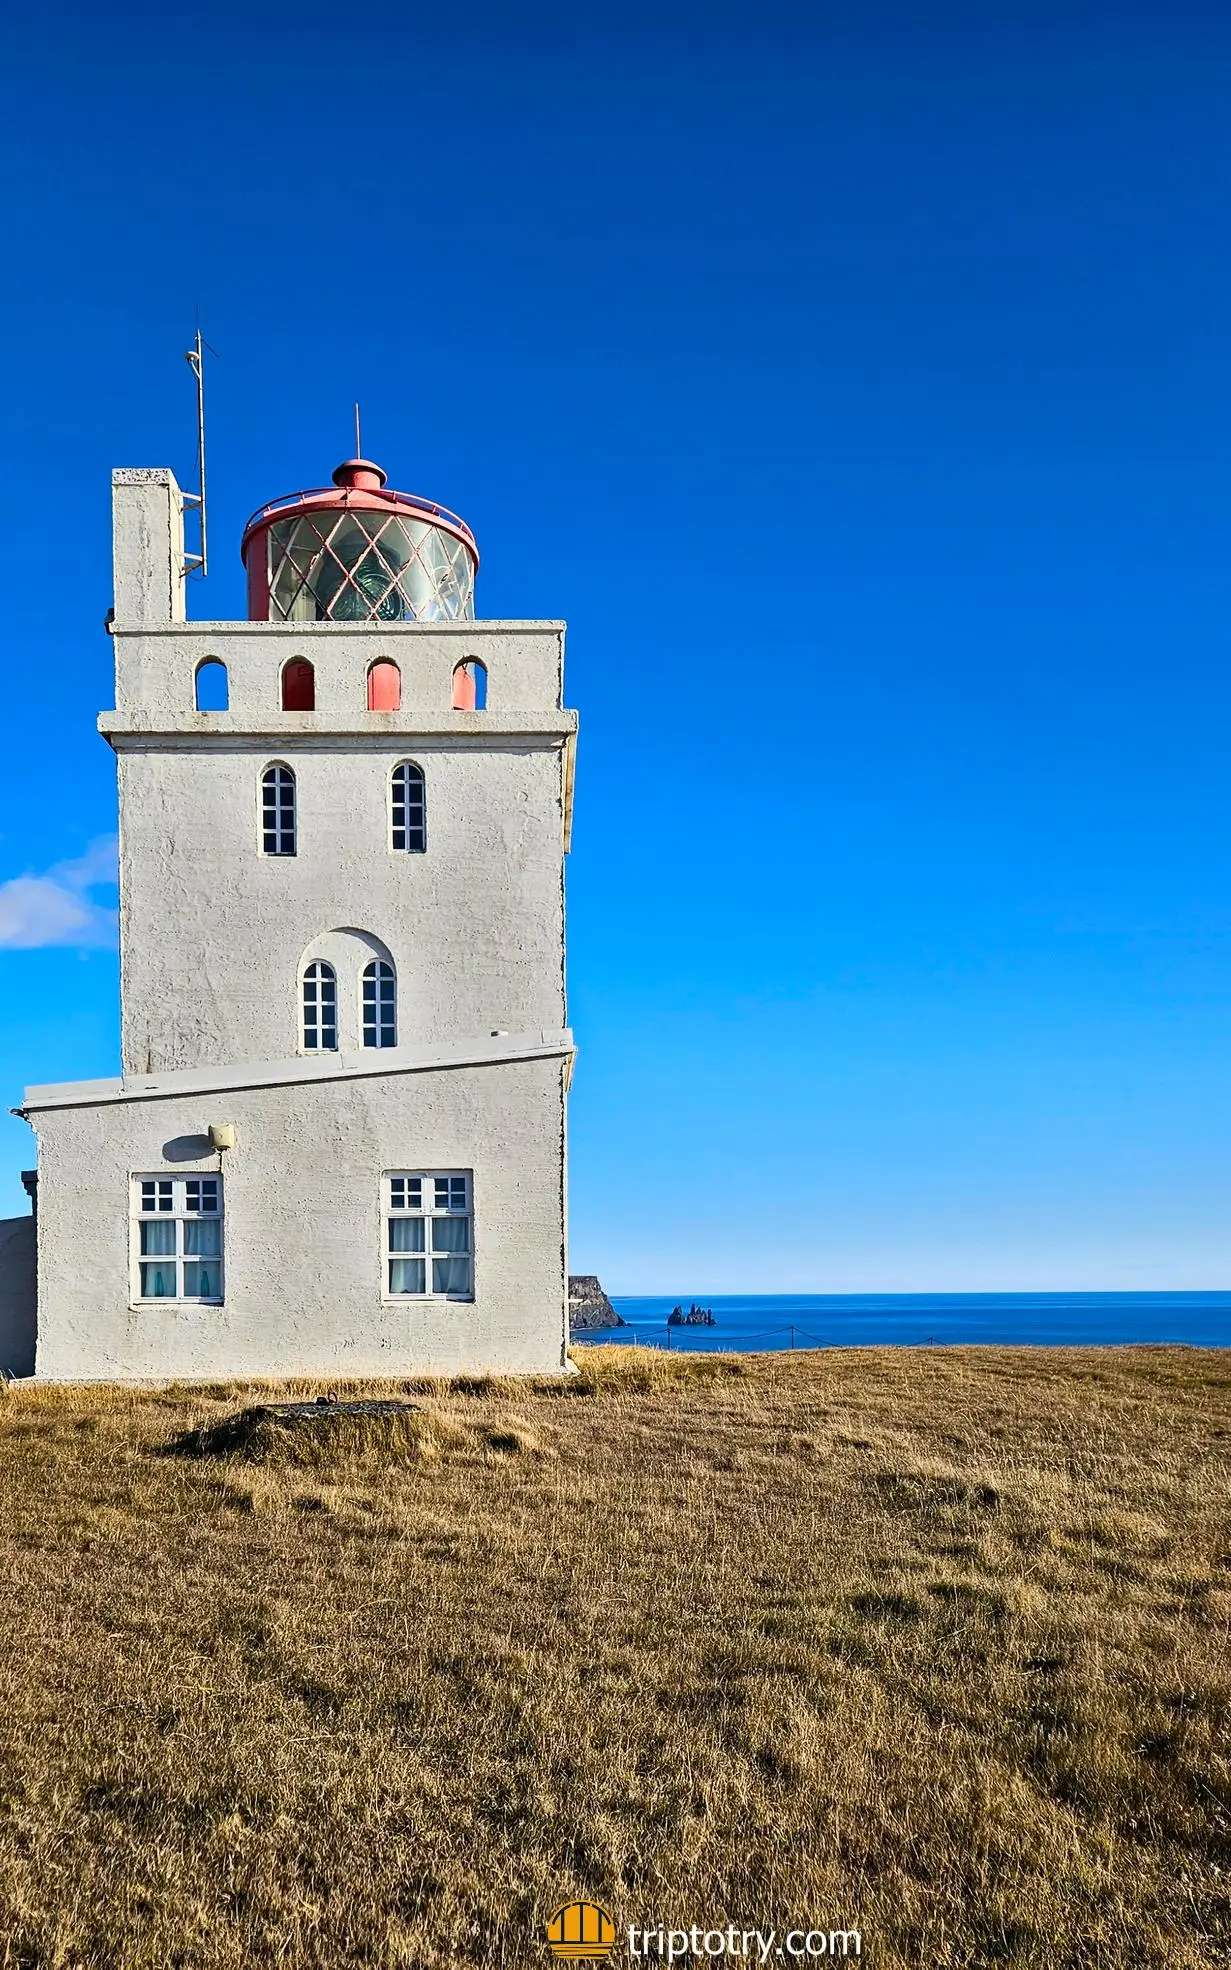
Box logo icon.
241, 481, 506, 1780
545, 1900, 617, 1960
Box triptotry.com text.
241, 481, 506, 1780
628, 1926, 862, 1961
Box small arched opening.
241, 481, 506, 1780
452, 658, 487, 712
368, 660, 402, 712
282, 659, 316, 711
195, 658, 228, 712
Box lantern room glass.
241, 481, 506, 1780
266, 509, 475, 624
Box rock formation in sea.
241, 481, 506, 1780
667, 1304, 717, 1326
568, 1275, 623, 1329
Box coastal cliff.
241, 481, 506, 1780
568, 1275, 623, 1330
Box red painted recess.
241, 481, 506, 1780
368, 661, 401, 712
282, 660, 315, 711
452, 660, 487, 711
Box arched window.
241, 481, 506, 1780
299, 928, 394, 1050
368, 660, 401, 712
391, 762, 426, 853
195, 658, 228, 711
362, 959, 397, 1048
282, 659, 315, 711
452, 658, 487, 711
261, 764, 296, 856
301, 961, 337, 1051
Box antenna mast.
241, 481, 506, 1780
354, 401, 362, 457
183, 328, 211, 578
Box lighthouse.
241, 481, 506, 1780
16, 456, 577, 1379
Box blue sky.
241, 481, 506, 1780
2, 2, 1231, 1290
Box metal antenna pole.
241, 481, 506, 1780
183, 327, 212, 578
354, 402, 362, 457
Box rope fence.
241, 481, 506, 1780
624, 1323, 876, 1352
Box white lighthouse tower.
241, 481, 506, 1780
17, 455, 577, 1379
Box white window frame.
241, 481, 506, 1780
132, 1174, 224, 1305
261, 762, 296, 856
390, 760, 426, 854
302, 959, 338, 1051
362, 958, 397, 1048
383, 1170, 473, 1301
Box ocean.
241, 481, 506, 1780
592, 1291, 1231, 1350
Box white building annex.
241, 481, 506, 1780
5, 455, 577, 1380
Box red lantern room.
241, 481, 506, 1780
241, 458, 478, 624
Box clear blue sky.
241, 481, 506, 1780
2, 1, 1231, 1292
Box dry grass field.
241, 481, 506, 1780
0, 1345, 1228, 1969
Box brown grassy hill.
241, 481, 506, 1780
0, 1345, 1227, 1968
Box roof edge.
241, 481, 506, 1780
18, 1029, 575, 1115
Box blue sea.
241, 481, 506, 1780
590, 1292, 1231, 1351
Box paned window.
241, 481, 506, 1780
384, 1172, 472, 1298
391, 762, 426, 853
262, 764, 296, 855
134, 1175, 223, 1302
302, 961, 337, 1050
362, 959, 397, 1048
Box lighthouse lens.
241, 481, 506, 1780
266, 509, 475, 624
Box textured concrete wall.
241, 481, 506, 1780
112, 470, 187, 625
0, 1217, 36, 1378
103, 621, 574, 1077
106, 621, 565, 722
114, 735, 567, 1073
30, 1056, 569, 1381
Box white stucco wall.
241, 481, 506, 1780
112, 469, 187, 625
112, 729, 568, 1072
103, 622, 575, 1076
27, 1049, 570, 1382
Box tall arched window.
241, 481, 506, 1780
452, 659, 487, 711
368, 660, 401, 712
301, 961, 337, 1050
391, 762, 426, 853
362, 959, 397, 1048
282, 659, 315, 711
195, 658, 228, 711
261, 764, 296, 855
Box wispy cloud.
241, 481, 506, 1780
0, 837, 118, 950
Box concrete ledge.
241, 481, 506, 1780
109, 620, 567, 637
18, 1029, 575, 1113
99, 712, 578, 744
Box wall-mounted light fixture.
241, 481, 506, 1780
208, 1123, 236, 1152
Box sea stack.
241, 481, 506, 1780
568, 1276, 622, 1329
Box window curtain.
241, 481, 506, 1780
431, 1218, 470, 1254
432, 1256, 472, 1295
389, 1258, 426, 1294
